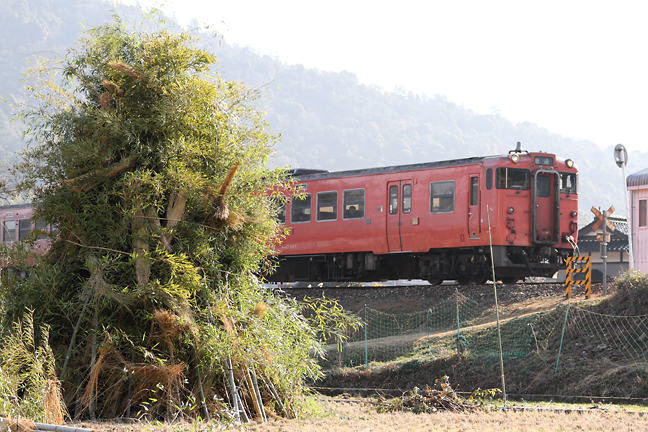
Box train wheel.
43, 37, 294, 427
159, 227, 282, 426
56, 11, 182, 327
428, 278, 443, 286
472, 274, 489, 285
457, 276, 472, 285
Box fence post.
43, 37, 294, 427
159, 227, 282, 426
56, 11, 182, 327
565, 257, 573, 299
456, 288, 461, 356
554, 302, 571, 374
364, 304, 368, 369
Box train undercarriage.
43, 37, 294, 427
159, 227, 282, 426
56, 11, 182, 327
267, 245, 573, 284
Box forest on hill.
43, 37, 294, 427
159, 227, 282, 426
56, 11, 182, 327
2, 0, 647, 220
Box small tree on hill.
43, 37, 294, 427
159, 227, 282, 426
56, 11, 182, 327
1, 15, 357, 422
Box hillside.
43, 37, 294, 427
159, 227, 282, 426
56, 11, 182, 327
2, 0, 648, 220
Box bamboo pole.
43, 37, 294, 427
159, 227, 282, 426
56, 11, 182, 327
225, 356, 249, 423
259, 373, 289, 418
244, 367, 264, 422
60, 295, 90, 382
250, 367, 266, 422
0, 418, 95, 432
191, 345, 210, 421
125, 352, 135, 418
88, 309, 98, 420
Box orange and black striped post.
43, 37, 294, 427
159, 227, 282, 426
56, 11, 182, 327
565, 256, 591, 299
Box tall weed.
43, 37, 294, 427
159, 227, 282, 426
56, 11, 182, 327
0, 310, 66, 423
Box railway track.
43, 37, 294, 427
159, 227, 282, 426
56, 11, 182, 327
267, 279, 564, 290
268, 279, 602, 315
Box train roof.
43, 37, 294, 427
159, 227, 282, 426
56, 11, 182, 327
287, 154, 504, 181
0, 203, 34, 211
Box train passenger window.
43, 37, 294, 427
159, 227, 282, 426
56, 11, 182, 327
640, 200, 647, 227
269, 196, 287, 224
389, 186, 398, 215
316, 191, 338, 221
343, 189, 365, 219
486, 168, 493, 190
35, 220, 49, 240
403, 184, 412, 214
536, 176, 551, 198
3, 220, 16, 243
559, 172, 578, 194
19, 219, 32, 240
470, 177, 478, 206
291, 194, 311, 223
496, 168, 530, 190
429, 181, 454, 214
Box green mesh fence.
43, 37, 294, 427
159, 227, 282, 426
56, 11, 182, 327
322, 290, 484, 368
320, 289, 648, 375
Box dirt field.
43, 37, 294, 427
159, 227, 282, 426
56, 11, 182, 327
70, 397, 648, 432
242, 398, 648, 432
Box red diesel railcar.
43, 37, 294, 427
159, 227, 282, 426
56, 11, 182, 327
268, 143, 579, 283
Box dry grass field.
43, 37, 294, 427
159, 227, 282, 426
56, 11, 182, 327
71, 397, 648, 432
243, 398, 648, 432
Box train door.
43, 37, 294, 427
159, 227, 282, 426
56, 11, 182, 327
468, 174, 481, 239
387, 180, 414, 252
532, 170, 560, 244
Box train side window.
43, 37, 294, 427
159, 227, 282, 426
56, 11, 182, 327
640, 199, 647, 227
559, 172, 578, 194
3, 220, 16, 243
317, 191, 338, 221
19, 219, 32, 240
35, 220, 49, 239
486, 168, 493, 190
536, 176, 551, 197
430, 181, 454, 214
269, 196, 287, 224
389, 186, 398, 215
470, 177, 479, 206
403, 184, 412, 214
291, 194, 311, 223
496, 168, 530, 190
343, 189, 365, 219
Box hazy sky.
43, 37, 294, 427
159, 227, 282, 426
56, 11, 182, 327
123, 0, 648, 153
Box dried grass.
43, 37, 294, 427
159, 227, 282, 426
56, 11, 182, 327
108, 61, 142, 79
152, 309, 193, 346
214, 164, 239, 224
98, 92, 111, 109
100, 80, 123, 97
74, 343, 188, 419
2, 417, 36, 432
43, 378, 66, 425
241, 398, 648, 432
252, 302, 268, 317
161, 192, 186, 252
80, 344, 111, 413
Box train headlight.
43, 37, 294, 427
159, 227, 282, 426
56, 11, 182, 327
507, 207, 514, 214
571, 211, 578, 218
565, 159, 574, 168
510, 154, 520, 163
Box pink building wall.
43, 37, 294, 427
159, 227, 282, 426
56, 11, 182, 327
629, 186, 648, 272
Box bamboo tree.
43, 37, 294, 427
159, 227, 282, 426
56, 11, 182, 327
1, 12, 360, 422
